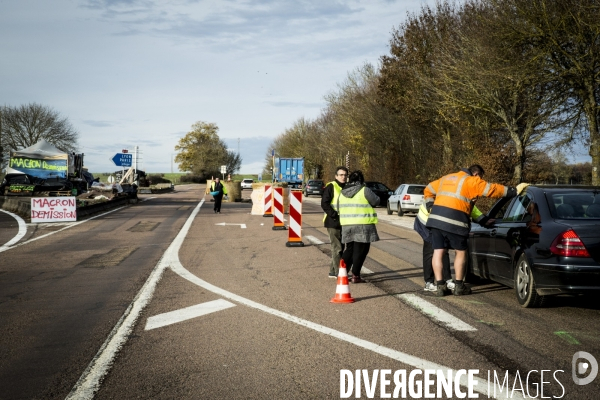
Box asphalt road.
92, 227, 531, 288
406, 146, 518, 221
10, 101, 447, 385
0, 186, 599, 399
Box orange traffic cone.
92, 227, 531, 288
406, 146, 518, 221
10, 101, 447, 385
330, 260, 355, 303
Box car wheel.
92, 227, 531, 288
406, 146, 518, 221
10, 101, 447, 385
387, 202, 393, 215
304, 191, 308, 197
514, 254, 545, 308
397, 206, 404, 217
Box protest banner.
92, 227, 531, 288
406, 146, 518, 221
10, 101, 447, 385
31, 197, 77, 223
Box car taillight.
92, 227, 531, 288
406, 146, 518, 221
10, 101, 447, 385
403, 195, 411, 201
550, 229, 590, 257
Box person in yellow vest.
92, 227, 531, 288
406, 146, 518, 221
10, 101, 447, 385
414, 199, 492, 292
337, 170, 380, 283
321, 166, 349, 278
210, 177, 228, 214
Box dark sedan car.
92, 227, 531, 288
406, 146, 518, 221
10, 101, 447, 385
303, 179, 325, 197
365, 181, 394, 206
468, 185, 600, 307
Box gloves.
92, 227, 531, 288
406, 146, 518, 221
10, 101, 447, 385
516, 183, 530, 195
426, 201, 434, 213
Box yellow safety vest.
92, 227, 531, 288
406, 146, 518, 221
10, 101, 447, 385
338, 187, 378, 225
323, 181, 343, 222
211, 181, 228, 195
417, 202, 484, 226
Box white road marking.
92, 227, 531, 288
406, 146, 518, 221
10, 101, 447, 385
145, 299, 235, 331
0, 209, 27, 250
68, 198, 519, 400
397, 294, 477, 331
305, 235, 325, 245
215, 222, 246, 229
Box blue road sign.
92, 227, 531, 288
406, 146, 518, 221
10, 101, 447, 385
111, 153, 132, 167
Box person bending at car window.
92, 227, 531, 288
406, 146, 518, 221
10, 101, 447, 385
424, 165, 524, 296
414, 198, 491, 293
210, 177, 227, 214
321, 166, 348, 278
337, 170, 380, 283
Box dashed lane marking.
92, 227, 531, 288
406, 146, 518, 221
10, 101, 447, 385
398, 294, 477, 332
145, 299, 236, 331
305, 235, 325, 245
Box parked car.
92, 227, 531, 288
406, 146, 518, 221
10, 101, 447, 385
467, 185, 600, 308
241, 179, 254, 190
303, 179, 325, 197
365, 181, 394, 206
387, 184, 426, 216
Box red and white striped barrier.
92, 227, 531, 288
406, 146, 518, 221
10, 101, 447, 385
272, 187, 286, 230
286, 190, 304, 247
263, 184, 273, 217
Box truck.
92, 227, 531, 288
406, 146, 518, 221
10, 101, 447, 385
1, 139, 93, 196
275, 157, 304, 188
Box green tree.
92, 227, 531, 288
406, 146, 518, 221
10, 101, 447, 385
174, 121, 240, 179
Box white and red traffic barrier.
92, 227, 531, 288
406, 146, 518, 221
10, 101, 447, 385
286, 190, 304, 247
272, 187, 286, 230
263, 184, 273, 217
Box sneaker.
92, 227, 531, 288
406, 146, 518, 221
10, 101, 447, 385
446, 280, 456, 291
424, 282, 437, 292
433, 283, 447, 297
328, 272, 337, 278
453, 284, 472, 296
352, 276, 365, 284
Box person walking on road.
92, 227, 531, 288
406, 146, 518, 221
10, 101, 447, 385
321, 166, 349, 278
424, 164, 525, 296
210, 177, 227, 214
338, 170, 380, 283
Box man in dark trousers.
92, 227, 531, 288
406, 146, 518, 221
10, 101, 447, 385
210, 177, 227, 213
321, 166, 348, 278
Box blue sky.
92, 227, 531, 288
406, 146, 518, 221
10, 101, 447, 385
1, 0, 590, 174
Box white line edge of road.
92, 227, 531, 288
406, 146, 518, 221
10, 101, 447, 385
67, 198, 521, 400
0, 209, 27, 250
0, 206, 128, 254
0, 197, 157, 253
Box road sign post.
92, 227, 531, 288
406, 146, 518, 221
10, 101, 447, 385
111, 153, 133, 168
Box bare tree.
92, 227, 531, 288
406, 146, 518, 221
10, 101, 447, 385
498, 0, 600, 184
0, 103, 79, 155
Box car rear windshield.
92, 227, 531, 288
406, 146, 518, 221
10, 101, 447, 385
546, 191, 600, 219
407, 186, 425, 195
308, 180, 323, 185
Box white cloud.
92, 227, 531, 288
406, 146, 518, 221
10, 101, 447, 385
1, 0, 437, 173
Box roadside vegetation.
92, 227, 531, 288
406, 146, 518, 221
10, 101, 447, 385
264, 0, 600, 187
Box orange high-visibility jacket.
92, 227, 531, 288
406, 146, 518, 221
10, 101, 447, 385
424, 169, 514, 236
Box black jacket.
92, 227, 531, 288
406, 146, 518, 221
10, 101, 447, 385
321, 179, 345, 229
